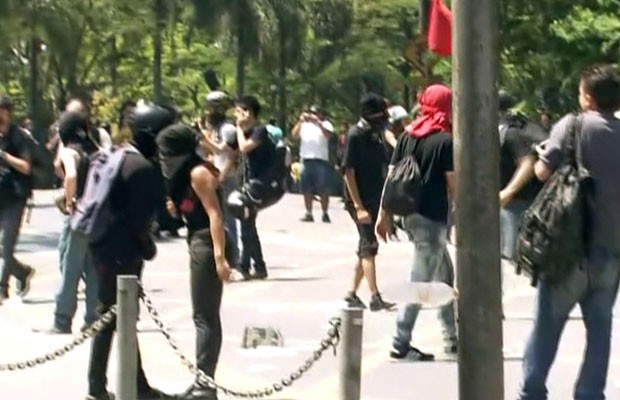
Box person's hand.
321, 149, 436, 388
236, 108, 251, 129
356, 207, 371, 225
499, 190, 513, 208
375, 212, 389, 242
166, 198, 179, 219
216, 257, 233, 283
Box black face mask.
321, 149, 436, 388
132, 132, 157, 160
208, 113, 226, 127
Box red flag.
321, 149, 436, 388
427, 0, 452, 57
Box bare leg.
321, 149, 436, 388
361, 256, 379, 295
351, 258, 364, 293
320, 195, 329, 213
303, 194, 313, 214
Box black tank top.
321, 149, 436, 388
177, 164, 223, 233
65, 144, 93, 200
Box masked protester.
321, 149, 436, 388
0, 96, 35, 304
39, 110, 100, 333
157, 124, 234, 400
341, 93, 396, 312
85, 104, 174, 400
376, 84, 458, 361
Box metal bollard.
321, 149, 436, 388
339, 308, 363, 400
116, 275, 139, 400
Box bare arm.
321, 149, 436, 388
1, 151, 31, 176
343, 168, 365, 212
534, 159, 553, 182
191, 166, 231, 281
501, 155, 536, 204
60, 149, 78, 213
384, 129, 398, 149
201, 129, 230, 155
292, 120, 303, 139
236, 126, 260, 154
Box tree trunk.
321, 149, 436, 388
28, 37, 42, 141
153, 0, 165, 103
236, 29, 247, 97
235, 2, 247, 97
277, 24, 287, 130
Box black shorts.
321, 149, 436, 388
346, 202, 380, 258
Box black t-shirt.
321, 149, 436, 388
0, 123, 33, 203
91, 152, 161, 266
242, 125, 275, 181
499, 117, 548, 202
391, 131, 453, 223
341, 123, 389, 208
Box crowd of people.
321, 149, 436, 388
1, 62, 620, 400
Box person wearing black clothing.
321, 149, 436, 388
40, 110, 100, 333
157, 124, 233, 400
0, 96, 35, 303
376, 84, 457, 361
233, 96, 272, 280
85, 104, 173, 400
497, 91, 548, 262
342, 93, 395, 312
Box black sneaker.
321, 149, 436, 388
369, 293, 396, 312
138, 387, 173, 399
322, 213, 331, 223
16, 265, 35, 297
86, 392, 115, 400
251, 271, 268, 280
344, 292, 367, 309
301, 213, 314, 222
390, 346, 435, 361
180, 384, 218, 400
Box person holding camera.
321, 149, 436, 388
292, 105, 335, 223
0, 96, 35, 304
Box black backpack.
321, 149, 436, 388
382, 135, 423, 216
515, 114, 592, 286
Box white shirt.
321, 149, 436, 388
97, 128, 112, 149
212, 122, 237, 176
299, 120, 334, 161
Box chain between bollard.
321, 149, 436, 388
0, 306, 117, 372
138, 283, 342, 399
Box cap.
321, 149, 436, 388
498, 90, 516, 112
361, 93, 387, 117
388, 105, 409, 124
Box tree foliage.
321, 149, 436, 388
0, 0, 618, 141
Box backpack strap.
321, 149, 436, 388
563, 114, 583, 169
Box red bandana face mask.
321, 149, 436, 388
407, 84, 452, 138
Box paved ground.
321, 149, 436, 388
1, 191, 620, 400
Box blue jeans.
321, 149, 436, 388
500, 200, 530, 261
393, 214, 457, 352
519, 248, 620, 400
54, 218, 99, 329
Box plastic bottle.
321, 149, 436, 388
405, 282, 457, 308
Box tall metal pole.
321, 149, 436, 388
116, 276, 139, 400
339, 308, 363, 400
452, 0, 504, 399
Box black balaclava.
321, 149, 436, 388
57, 110, 98, 153
360, 92, 388, 131
130, 104, 176, 160
156, 123, 203, 202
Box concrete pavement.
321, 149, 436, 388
1, 190, 620, 399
